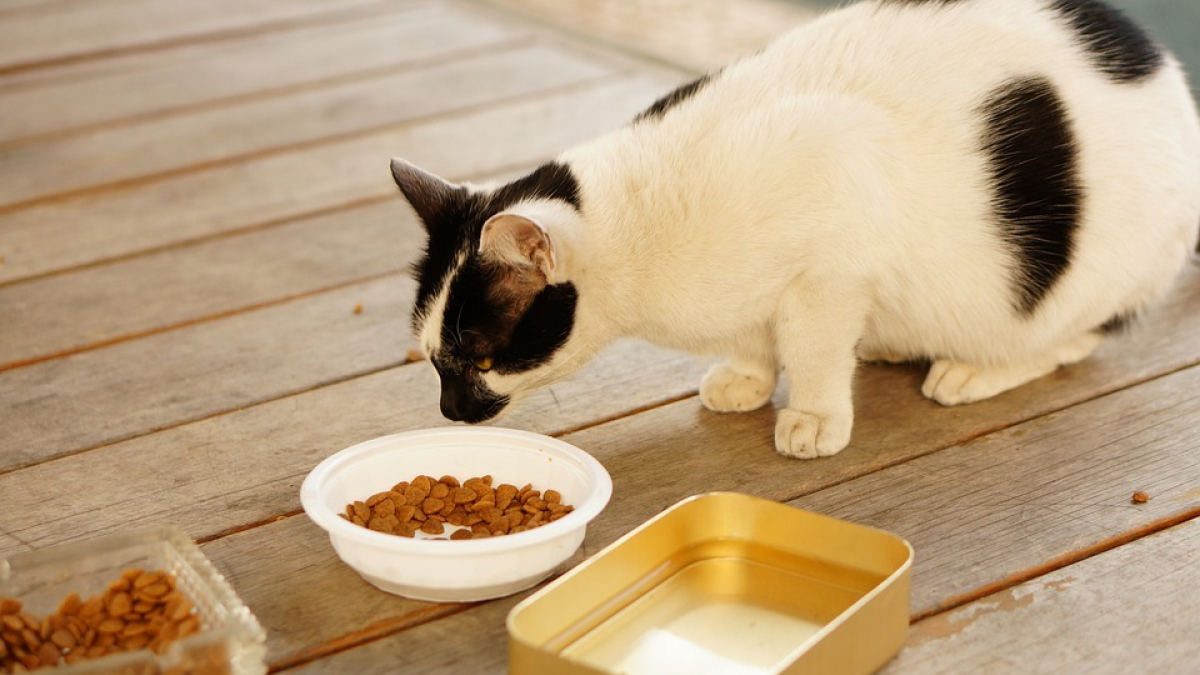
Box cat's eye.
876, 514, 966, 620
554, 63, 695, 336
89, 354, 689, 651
474, 357, 493, 372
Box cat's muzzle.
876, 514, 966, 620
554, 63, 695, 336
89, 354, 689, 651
438, 373, 509, 424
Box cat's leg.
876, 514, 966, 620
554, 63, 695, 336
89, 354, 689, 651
855, 342, 911, 364
700, 354, 777, 413
773, 275, 870, 459
922, 332, 1101, 405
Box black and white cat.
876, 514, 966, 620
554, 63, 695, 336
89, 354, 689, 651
391, 0, 1200, 458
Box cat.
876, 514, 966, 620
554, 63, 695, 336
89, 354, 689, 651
390, 0, 1200, 459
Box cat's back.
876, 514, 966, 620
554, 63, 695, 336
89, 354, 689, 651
583, 0, 1200, 364
733, 0, 1173, 100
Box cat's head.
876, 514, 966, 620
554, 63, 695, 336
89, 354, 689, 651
392, 158, 591, 424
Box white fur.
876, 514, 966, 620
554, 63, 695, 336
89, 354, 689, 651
483, 0, 1200, 457
419, 251, 466, 356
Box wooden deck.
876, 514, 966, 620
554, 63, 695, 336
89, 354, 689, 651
2, 0, 1199, 672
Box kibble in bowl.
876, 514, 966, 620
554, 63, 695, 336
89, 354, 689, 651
300, 428, 612, 602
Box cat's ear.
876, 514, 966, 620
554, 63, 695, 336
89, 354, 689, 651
390, 158, 458, 228
478, 214, 556, 281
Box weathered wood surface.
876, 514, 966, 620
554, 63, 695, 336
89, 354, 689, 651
0, 77, 676, 468
268, 358, 1200, 673
884, 518, 1200, 673
0, 45, 615, 364
1, 33, 607, 208
2, 0, 1198, 673
0, 0, 392, 73
0, 5, 477, 145
0, 339, 707, 553
0, 75, 668, 283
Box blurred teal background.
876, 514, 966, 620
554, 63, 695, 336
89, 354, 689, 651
794, 0, 1200, 93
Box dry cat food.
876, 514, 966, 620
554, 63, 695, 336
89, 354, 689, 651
1131, 490, 1151, 504
0, 568, 200, 673
341, 474, 575, 539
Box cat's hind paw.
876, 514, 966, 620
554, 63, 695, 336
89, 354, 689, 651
922, 359, 1051, 405
923, 334, 1101, 405
774, 409, 851, 459
700, 362, 775, 413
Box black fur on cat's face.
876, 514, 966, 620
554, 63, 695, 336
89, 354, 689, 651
391, 159, 582, 423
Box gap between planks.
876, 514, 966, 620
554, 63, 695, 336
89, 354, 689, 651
0, 358, 411, 479
261, 512, 1200, 673
0, 153, 590, 374
0, 38, 530, 152
0, 269, 399, 372
0, 72, 625, 216
268, 603, 477, 674
0, 1, 429, 77
909, 506, 1200, 622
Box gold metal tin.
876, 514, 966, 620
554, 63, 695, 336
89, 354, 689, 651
508, 492, 913, 675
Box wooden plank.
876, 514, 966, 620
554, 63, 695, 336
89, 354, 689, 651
0, 0, 392, 73
254, 357, 1200, 674
1, 262, 1195, 548
197, 516, 489, 670
0, 43, 613, 211
1, 279, 1195, 666
0, 274, 416, 466
0, 73, 674, 284
282, 591, 517, 675
0, 339, 707, 555
0, 202, 407, 370
0, 49, 615, 368
0, 5, 521, 146
0, 4, 440, 111
789, 361, 1200, 617
0, 0, 105, 15
27, 292, 1199, 668
884, 518, 1200, 673
0, 75, 671, 465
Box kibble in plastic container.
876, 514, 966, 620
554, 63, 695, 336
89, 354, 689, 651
0, 526, 265, 675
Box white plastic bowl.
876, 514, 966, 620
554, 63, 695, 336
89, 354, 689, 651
300, 427, 612, 602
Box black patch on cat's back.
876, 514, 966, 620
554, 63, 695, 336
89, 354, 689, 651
1095, 311, 1137, 335
634, 73, 714, 123
493, 161, 582, 211
978, 76, 1082, 316
1049, 0, 1164, 83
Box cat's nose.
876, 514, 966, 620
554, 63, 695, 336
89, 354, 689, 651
439, 376, 504, 423
440, 380, 472, 422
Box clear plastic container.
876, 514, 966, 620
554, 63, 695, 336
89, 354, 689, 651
0, 526, 266, 675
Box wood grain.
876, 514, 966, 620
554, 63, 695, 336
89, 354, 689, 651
0, 42, 612, 209
0, 47, 616, 366
95, 298, 1200, 670
0, 274, 418, 470
0, 200, 415, 368
0, 0, 393, 73
4, 1, 1197, 672
0, 74, 674, 283
256, 360, 1200, 673
0, 5, 463, 141
0, 339, 707, 555
791, 362, 1200, 616
883, 518, 1200, 674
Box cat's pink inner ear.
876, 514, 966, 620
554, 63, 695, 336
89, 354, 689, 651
479, 214, 556, 279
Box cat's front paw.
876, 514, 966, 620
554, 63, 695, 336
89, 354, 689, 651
774, 408, 851, 459
700, 363, 776, 413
